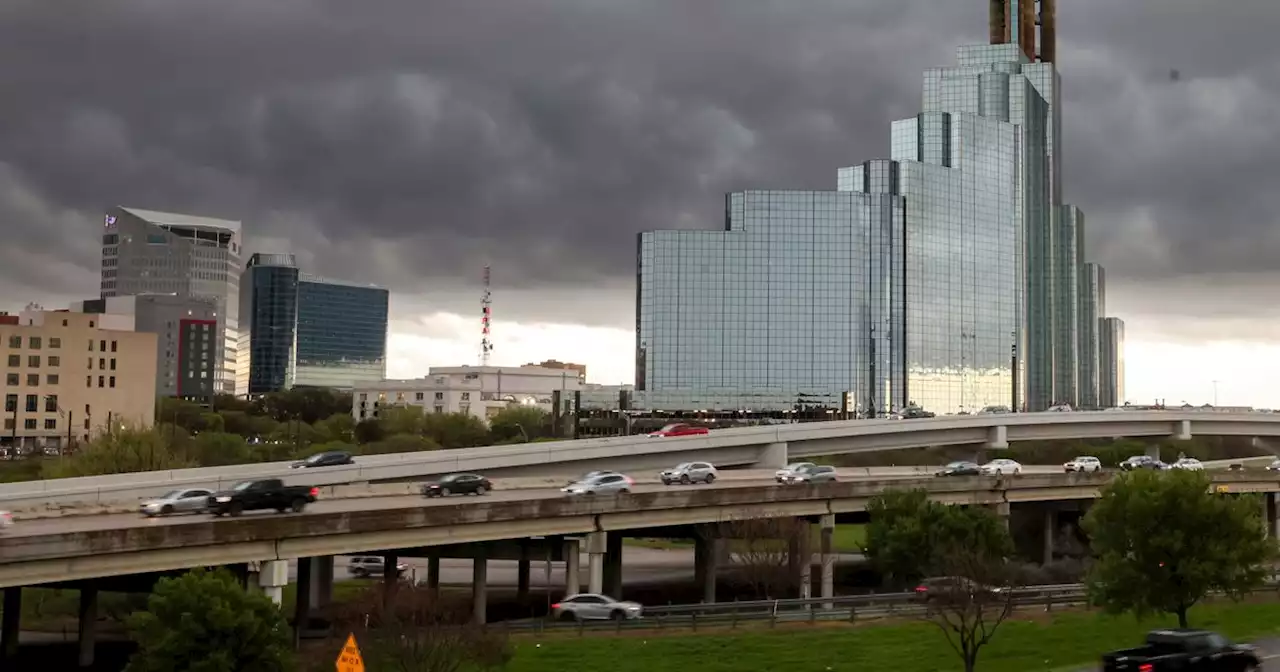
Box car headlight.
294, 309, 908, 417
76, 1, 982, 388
215, 496, 231, 503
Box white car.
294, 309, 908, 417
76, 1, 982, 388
0, 511, 11, 529
1063, 456, 1102, 473
981, 459, 1022, 476
1172, 458, 1204, 471
775, 462, 816, 483
1046, 404, 1074, 412
978, 405, 1011, 414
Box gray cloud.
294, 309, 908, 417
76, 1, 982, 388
1, 0, 1278, 327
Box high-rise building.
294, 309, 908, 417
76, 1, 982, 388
1077, 263, 1105, 408
635, 5, 1118, 414
69, 295, 220, 400
101, 207, 242, 395
239, 253, 388, 394
1099, 317, 1126, 408
0, 310, 157, 451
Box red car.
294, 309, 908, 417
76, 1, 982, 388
647, 423, 710, 438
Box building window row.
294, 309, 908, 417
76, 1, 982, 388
5, 336, 61, 350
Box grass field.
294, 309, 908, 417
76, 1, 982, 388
626, 523, 866, 554
504, 599, 1280, 672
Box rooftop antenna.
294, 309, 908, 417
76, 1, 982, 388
480, 265, 493, 366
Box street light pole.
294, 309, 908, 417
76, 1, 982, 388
1212, 380, 1220, 407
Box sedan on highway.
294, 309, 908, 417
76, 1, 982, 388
981, 459, 1023, 476
139, 488, 214, 516
551, 593, 644, 621
1063, 456, 1103, 473
781, 464, 838, 485
647, 423, 709, 438
660, 462, 717, 485
1268, 459, 1280, 472
565, 470, 619, 487
936, 461, 982, 477
775, 462, 816, 482
291, 450, 355, 469
1172, 457, 1205, 471
422, 473, 492, 497
562, 473, 634, 496
347, 556, 409, 579
1120, 455, 1168, 471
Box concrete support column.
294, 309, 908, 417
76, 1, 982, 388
1170, 420, 1192, 442
798, 528, 812, 601
990, 502, 1011, 530
1266, 494, 1278, 539
472, 551, 488, 625
1, 588, 19, 663
517, 539, 532, 604
77, 587, 98, 668
259, 560, 288, 606
586, 532, 606, 594
694, 534, 720, 604
754, 442, 788, 469
985, 424, 1009, 449
382, 554, 399, 610
1145, 444, 1162, 459
306, 557, 334, 613
426, 550, 441, 591
293, 556, 313, 649
1043, 509, 1056, 564
563, 538, 581, 595
603, 533, 623, 598
819, 514, 835, 608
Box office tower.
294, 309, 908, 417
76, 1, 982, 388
69, 295, 220, 400
1077, 263, 1105, 408
989, 0, 1055, 64
239, 254, 389, 394
635, 5, 1107, 414
239, 254, 300, 395
0, 310, 157, 451
101, 207, 242, 395
295, 273, 389, 389
1099, 317, 1126, 408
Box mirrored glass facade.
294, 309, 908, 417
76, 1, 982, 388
1078, 262, 1104, 408
635, 43, 1119, 413
1099, 317, 1125, 407
240, 254, 299, 395
296, 275, 389, 389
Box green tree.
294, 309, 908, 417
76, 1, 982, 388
422, 412, 491, 449
156, 397, 212, 433
189, 432, 252, 467
354, 418, 385, 444
199, 412, 226, 433
315, 412, 356, 444
1083, 469, 1273, 627
864, 489, 1014, 587
488, 406, 549, 443
379, 406, 427, 437
363, 434, 440, 455
125, 567, 294, 672
252, 388, 352, 424
217, 410, 254, 437
44, 424, 193, 478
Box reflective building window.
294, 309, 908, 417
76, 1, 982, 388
295, 276, 389, 389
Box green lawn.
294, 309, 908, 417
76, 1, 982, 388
625, 524, 866, 554
505, 599, 1280, 672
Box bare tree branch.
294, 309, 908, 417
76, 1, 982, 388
916, 544, 1019, 672
718, 516, 809, 599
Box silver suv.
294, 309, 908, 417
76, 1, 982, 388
781, 464, 838, 484
562, 473, 635, 496
347, 556, 409, 578
660, 462, 717, 485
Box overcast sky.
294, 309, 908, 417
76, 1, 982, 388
2, 0, 1278, 404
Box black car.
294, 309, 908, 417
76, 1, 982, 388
1120, 455, 1168, 471
422, 473, 492, 497
936, 461, 982, 477
291, 450, 355, 469
1102, 629, 1259, 671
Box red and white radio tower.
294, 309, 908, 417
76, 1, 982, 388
480, 266, 493, 366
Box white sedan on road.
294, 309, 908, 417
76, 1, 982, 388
1063, 456, 1103, 473
1172, 457, 1205, 471
981, 459, 1023, 476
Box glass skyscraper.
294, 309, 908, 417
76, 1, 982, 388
1099, 317, 1126, 408
238, 254, 388, 394
636, 40, 1124, 413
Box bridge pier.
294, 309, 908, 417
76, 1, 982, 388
1171, 420, 1192, 442
293, 556, 312, 649
990, 501, 1011, 530
2, 588, 20, 663
603, 533, 623, 598
787, 531, 812, 600
1043, 509, 1056, 564
1266, 494, 1278, 539
754, 442, 788, 469
819, 514, 835, 608
586, 532, 606, 594
426, 550, 440, 590
472, 551, 488, 625
383, 554, 399, 610
305, 556, 333, 613
564, 538, 581, 594
1145, 444, 1162, 459
694, 528, 721, 603
259, 560, 288, 605
985, 425, 1009, 450
517, 539, 531, 604
78, 586, 98, 668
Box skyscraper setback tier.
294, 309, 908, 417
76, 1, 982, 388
635, 42, 1124, 414
100, 207, 242, 395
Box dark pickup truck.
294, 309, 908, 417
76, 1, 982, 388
1103, 628, 1260, 671
207, 479, 318, 517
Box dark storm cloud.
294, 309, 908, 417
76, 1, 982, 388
0, 0, 1278, 324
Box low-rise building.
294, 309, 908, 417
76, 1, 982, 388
353, 365, 593, 423
0, 309, 157, 452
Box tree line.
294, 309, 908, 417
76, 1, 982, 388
40, 389, 554, 479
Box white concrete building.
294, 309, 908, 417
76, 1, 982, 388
353, 365, 597, 423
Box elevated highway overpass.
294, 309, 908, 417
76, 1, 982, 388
2, 410, 1278, 511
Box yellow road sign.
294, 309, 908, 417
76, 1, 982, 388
336, 633, 364, 672
1216, 485, 1230, 494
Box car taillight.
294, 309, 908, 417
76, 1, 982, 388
625, 476, 635, 485
550, 603, 561, 610
1138, 665, 1153, 672
914, 586, 927, 593
309, 487, 319, 497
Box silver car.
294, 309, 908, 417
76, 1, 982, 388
140, 488, 213, 516
660, 462, 717, 485
562, 473, 634, 496
782, 464, 838, 484
552, 593, 643, 621
774, 462, 816, 483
